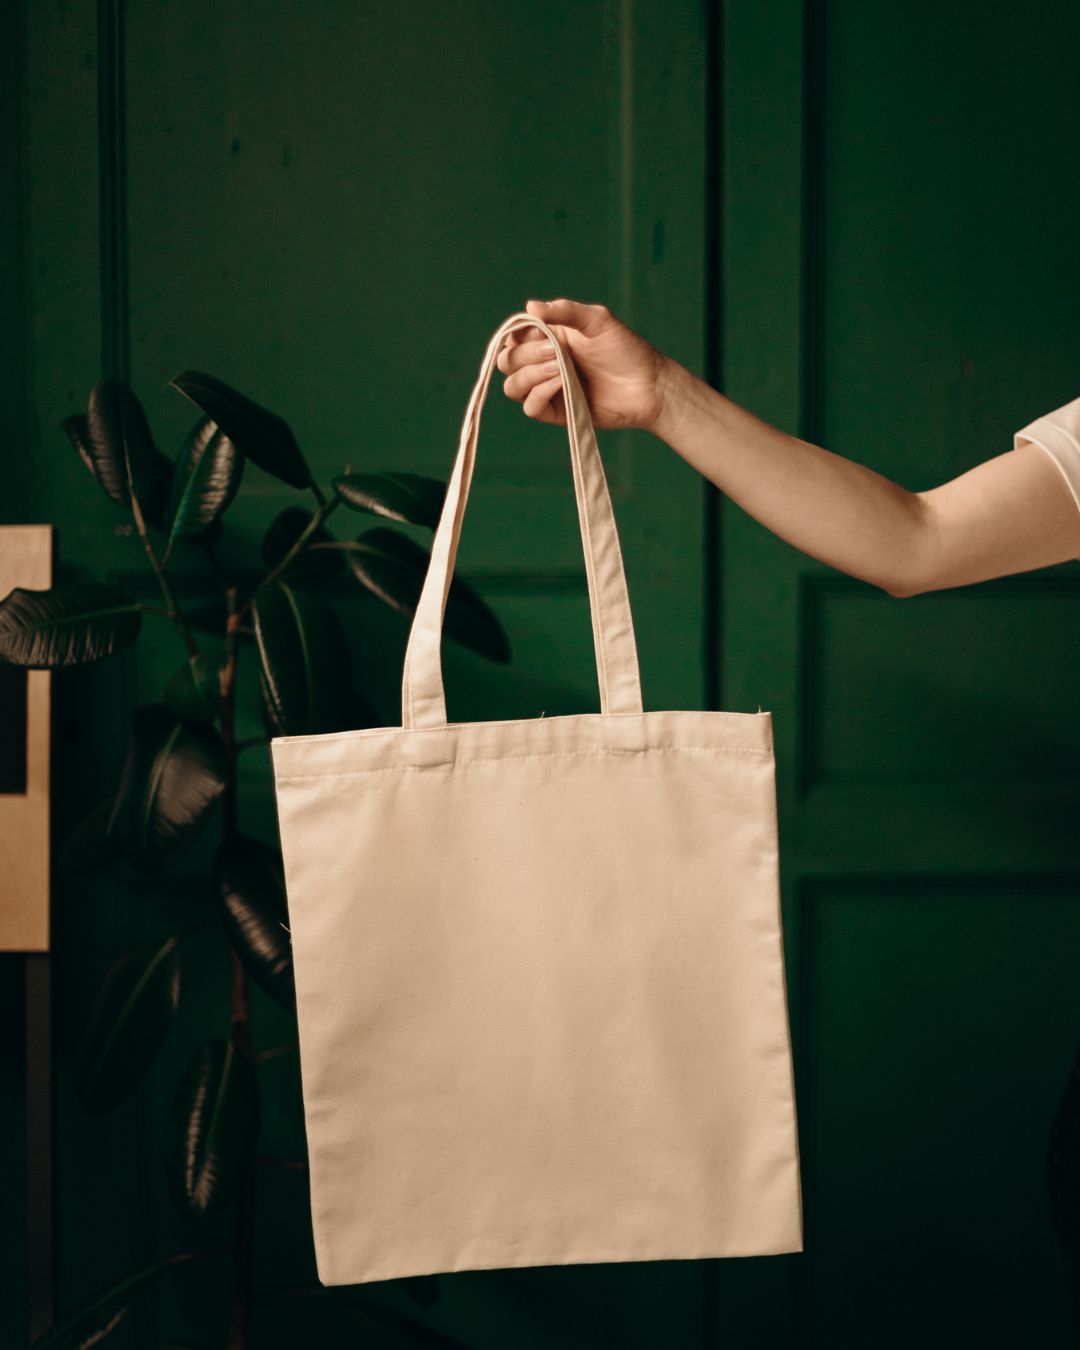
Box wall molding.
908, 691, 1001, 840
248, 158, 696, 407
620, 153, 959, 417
795, 568, 1080, 797
97, 0, 128, 381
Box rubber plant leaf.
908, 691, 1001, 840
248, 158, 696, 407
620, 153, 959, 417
167, 1036, 259, 1217
168, 369, 312, 490
107, 703, 228, 873
163, 416, 244, 561
260, 505, 343, 588
25, 1253, 201, 1350
344, 526, 510, 663
77, 936, 181, 1115
251, 581, 355, 736
163, 652, 224, 724
215, 835, 295, 1009
84, 379, 174, 528
0, 581, 141, 667
332, 470, 446, 528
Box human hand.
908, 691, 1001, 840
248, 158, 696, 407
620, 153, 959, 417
496, 298, 671, 433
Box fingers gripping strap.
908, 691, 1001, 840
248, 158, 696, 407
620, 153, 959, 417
401, 311, 644, 729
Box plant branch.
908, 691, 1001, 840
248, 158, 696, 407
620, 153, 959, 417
129, 489, 200, 657
237, 494, 341, 620
255, 1039, 298, 1067
220, 586, 241, 837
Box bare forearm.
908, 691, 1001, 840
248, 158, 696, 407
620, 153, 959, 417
508, 299, 1080, 591
651, 358, 924, 596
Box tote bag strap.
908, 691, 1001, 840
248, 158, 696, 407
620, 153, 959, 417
401, 310, 644, 730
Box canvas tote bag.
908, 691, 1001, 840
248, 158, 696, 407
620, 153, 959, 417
270, 311, 804, 1287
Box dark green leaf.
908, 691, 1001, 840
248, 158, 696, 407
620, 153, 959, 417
168, 1037, 259, 1217
163, 417, 244, 560
215, 835, 295, 1008
168, 369, 311, 489
261, 505, 343, 587
251, 583, 355, 735
29, 1253, 209, 1350
332, 471, 446, 528
164, 653, 223, 723
61, 411, 126, 509
344, 527, 511, 663
71, 1306, 128, 1350
85, 379, 173, 528
57, 797, 124, 875
108, 704, 228, 873
78, 937, 181, 1115
0, 582, 141, 668
36, 1294, 129, 1350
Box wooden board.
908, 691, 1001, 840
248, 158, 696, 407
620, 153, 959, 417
0, 525, 52, 952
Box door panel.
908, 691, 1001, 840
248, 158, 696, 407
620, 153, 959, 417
718, 3, 1080, 1346
802, 875, 1080, 1348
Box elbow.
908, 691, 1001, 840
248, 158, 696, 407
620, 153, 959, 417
881, 574, 922, 599
880, 492, 932, 598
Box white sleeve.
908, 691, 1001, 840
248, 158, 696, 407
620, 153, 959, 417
1013, 394, 1080, 516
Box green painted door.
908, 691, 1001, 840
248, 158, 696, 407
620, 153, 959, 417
715, 3, 1080, 1346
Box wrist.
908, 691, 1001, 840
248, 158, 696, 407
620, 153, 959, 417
645, 355, 692, 443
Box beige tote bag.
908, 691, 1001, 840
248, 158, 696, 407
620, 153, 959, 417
270, 311, 804, 1286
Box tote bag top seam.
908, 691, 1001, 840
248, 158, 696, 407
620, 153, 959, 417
271, 707, 772, 748
273, 742, 773, 782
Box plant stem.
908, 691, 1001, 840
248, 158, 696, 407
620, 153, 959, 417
220, 587, 241, 837
129, 489, 200, 657
255, 1039, 298, 1067
236, 495, 341, 620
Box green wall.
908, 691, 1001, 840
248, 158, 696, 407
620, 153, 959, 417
3, 1, 1080, 1346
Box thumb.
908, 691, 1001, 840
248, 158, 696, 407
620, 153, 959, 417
525, 297, 608, 335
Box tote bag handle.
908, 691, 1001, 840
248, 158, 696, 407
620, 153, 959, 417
401, 311, 645, 730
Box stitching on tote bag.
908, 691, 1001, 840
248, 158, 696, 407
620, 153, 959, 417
275, 708, 770, 746
274, 743, 772, 782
